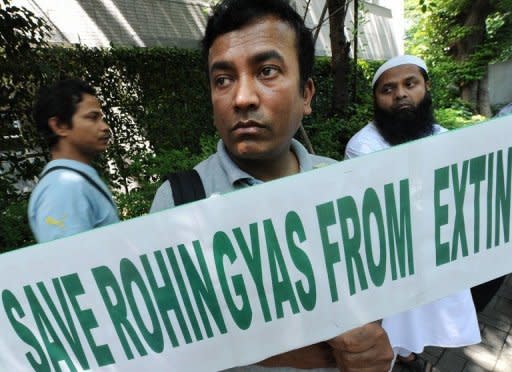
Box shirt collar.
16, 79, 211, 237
216, 139, 312, 187
44, 159, 99, 177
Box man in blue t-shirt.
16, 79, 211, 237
28, 79, 119, 243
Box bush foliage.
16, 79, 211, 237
1, 42, 379, 251
1, 1, 484, 252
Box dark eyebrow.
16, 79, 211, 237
210, 60, 234, 75
209, 50, 285, 75
380, 82, 396, 89
404, 75, 420, 81
85, 110, 103, 118
249, 50, 285, 66
380, 74, 420, 90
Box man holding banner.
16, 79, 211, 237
345, 55, 481, 370
151, 0, 394, 370
29, 79, 119, 243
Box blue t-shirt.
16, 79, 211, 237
28, 159, 119, 243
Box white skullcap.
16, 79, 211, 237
372, 55, 428, 88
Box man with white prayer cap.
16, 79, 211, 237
346, 55, 438, 155
345, 55, 481, 371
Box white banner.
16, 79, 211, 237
1, 117, 511, 371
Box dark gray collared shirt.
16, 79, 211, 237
149, 139, 337, 371
150, 139, 335, 213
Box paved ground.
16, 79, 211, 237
393, 275, 512, 372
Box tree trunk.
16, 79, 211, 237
451, 0, 493, 114
300, 1, 328, 155
313, 4, 328, 46
461, 80, 478, 108
477, 71, 492, 117
326, 0, 350, 115
352, 0, 359, 103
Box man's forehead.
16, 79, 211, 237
76, 94, 101, 110
371, 55, 427, 87
208, 16, 296, 64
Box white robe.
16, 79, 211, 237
345, 122, 481, 357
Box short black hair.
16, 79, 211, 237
202, 0, 315, 90
33, 79, 96, 147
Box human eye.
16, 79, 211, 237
214, 75, 232, 88
380, 86, 392, 94
87, 112, 101, 121
259, 65, 279, 79
406, 79, 418, 88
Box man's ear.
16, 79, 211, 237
426, 80, 432, 91
303, 78, 315, 116
48, 117, 70, 138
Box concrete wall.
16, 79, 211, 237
14, 0, 404, 60
298, 0, 403, 60
489, 60, 512, 106
13, 0, 208, 48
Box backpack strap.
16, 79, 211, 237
40, 166, 116, 208
165, 169, 206, 206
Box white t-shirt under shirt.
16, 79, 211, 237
345, 122, 481, 356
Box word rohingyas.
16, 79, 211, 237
2, 179, 416, 371
4, 143, 510, 371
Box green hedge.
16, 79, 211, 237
3, 42, 484, 253
0, 43, 380, 252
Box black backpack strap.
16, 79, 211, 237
165, 169, 206, 206
40, 166, 116, 208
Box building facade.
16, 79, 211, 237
489, 60, 512, 107
14, 0, 404, 60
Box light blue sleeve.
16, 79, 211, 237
149, 181, 176, 213
30, 177, 96, 243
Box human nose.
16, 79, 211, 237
395, 85, 407, 100
233, 75, 259, 111
99, 118, 109, 130
100, 119, 111, 135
